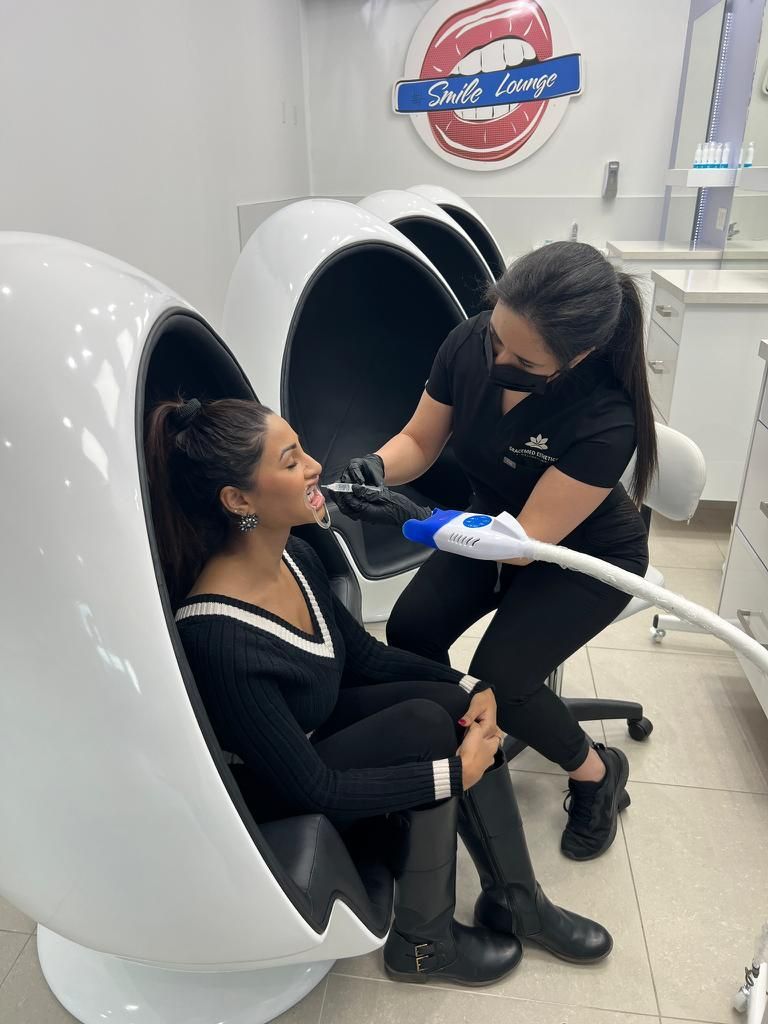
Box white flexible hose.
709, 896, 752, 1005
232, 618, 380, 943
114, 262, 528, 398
524, 538, 768, 676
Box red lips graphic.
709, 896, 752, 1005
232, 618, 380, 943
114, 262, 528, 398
420, 0, 554, 163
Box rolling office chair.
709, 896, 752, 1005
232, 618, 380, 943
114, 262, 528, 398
505, 422, 707, 759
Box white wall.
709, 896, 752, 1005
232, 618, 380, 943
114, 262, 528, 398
729, 6, 768, 243
0, 0, 310, 327
673, 1, 726, 169
300, 0, 690, 255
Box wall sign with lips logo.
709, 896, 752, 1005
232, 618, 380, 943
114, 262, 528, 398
393, 0, 582, 170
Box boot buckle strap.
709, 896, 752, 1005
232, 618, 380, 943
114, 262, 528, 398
414, 942, 435, 972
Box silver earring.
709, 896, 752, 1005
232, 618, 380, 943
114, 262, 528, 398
238, 512, 260, 532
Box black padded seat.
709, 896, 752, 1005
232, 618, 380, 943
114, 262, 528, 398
282, 244, 472, 580
392, 215, 493, 318
137, 308, 393, 936
440, 204, 507, 279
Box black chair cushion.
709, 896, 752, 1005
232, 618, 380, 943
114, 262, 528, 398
260, 815, 394, 937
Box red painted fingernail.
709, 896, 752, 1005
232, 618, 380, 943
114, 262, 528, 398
458, 719, 467, 726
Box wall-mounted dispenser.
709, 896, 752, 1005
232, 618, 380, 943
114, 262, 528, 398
602, 160, 619, 199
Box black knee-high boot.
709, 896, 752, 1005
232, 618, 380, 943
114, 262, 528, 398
457, 758, 613, 963
383, 797, 522, 986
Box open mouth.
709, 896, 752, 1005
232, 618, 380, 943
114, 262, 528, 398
305, 483, 325, 512
420, 0, 553, 162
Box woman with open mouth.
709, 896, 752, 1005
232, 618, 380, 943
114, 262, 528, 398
333, 241, 655, 863
144, 396, 612, 988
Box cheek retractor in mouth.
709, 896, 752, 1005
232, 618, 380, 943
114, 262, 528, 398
305, 484, 325, 510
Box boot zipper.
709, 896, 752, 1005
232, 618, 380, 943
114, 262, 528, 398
466, 793, 506, 885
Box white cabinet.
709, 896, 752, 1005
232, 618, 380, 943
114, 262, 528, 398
718, 345, 768, 720
646, 271, 768, 501
646, 321, 679, 422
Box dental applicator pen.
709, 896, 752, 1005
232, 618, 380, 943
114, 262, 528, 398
323, 482, 386, 494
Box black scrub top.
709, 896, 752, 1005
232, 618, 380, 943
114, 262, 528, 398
426, 311, 645, 556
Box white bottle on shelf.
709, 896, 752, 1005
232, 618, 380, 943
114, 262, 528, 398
722, 142, 731, 168
744, 141, 755, 168
714, 143, 723, 168
705, 141, 714, 167
694, 143, 703, 167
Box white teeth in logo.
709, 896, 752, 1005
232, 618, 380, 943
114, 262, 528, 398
526, 434, 549, 450
452, 38, 537, 122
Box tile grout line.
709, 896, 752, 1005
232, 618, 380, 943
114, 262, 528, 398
587, 643, 736, 661
316, 973, 329, 1024
508, 769, 768, 798
617, 799, 665, 1021
328, 969, 666, 1017
611, 777, 768, 798
0, 932, 32, 990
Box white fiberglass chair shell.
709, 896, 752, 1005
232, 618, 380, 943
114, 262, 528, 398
223, 199, 472, 621
359, 189, 496, 316
409, 184, 507, 278
0, 233, 393, 1024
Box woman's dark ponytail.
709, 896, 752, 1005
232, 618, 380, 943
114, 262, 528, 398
608, 275, 658, 505
144, 397, 272, 607
489, 241, 658, 506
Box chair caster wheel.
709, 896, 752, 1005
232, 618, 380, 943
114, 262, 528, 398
627, 718, 653, 742
651, 610, 663, 643
651, 614, 667, 638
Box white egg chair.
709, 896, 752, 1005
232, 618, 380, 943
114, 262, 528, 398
409, 184, 507, 278
223, 199, 472, 622
359, 189, 495, 316
0, 232, 395, 1024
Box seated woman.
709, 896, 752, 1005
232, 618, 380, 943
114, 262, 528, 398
145, 396, 612, 987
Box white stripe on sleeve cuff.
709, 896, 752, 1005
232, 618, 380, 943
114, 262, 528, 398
432, 758, 453, 800
459, 674, 480, 693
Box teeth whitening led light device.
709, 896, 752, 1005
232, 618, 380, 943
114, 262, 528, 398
403, 510, 768, 676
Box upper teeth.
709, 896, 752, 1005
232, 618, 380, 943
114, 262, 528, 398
451, 38, 536, 122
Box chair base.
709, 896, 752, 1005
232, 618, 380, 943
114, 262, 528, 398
503, 697, 651, 761
37, 926, 333, 1024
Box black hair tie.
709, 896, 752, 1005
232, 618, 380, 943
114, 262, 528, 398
172, 398, 202, 431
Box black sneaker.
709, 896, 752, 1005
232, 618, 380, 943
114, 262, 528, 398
561, 745, 629, 861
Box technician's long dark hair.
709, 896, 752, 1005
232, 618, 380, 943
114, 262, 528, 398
144, 397, 272, 607
490, 241, 657, 504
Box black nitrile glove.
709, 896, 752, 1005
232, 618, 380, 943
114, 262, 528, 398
330, 483, 432, 528
339, 453, 386, 488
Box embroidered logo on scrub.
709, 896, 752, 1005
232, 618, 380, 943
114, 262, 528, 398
525, 434, 549, 450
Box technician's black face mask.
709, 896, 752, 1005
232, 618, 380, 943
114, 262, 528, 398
483, 329, 556, 395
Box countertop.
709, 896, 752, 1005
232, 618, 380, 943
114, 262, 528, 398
721, 239, 768, 261
606, 240, 722, 261
651, 269, 768, 305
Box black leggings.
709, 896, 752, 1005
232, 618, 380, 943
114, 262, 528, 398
386, 539, 648, 773
233, 682, 471, 827
311, 681, 468, 769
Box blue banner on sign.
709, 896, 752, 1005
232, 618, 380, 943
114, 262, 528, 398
393, 53, 581, 115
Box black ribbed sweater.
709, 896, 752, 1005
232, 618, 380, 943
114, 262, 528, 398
176, 537, 486, 822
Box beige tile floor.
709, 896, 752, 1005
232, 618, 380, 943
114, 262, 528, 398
2, 505, 768, 1024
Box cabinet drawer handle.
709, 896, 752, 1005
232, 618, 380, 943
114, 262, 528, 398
736, 609, 768, 650
760, 501, 768, 520
655, 304, 675, 317
648, 360, 665, 374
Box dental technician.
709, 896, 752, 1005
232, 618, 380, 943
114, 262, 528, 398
333, 241, 656, 861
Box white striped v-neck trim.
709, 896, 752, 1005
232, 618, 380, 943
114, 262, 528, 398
175, 551, 336, 659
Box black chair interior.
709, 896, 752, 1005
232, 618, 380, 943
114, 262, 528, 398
283, 244, 473, 580
392, 215, 493, 318
137, 308, 391, 935
439, 203, 507, 279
